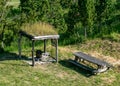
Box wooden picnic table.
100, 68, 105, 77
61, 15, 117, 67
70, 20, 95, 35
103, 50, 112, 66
69, 52, 112, 74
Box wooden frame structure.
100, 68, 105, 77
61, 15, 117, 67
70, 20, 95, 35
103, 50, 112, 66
18, 31, 59, 66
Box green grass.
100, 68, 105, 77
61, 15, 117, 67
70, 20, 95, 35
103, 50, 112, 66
1, 1, 119, 85
0, 57, 119, 86
102, 32, 120, 43
0, 39, 120, 86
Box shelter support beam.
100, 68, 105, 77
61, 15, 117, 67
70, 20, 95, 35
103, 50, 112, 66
44, 39, 46, 53
32, 40, 35, 66
56, 39, 58, 63
18, 34, 22, 58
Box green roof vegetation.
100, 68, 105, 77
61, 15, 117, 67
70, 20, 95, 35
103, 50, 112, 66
21, 22, 58, 36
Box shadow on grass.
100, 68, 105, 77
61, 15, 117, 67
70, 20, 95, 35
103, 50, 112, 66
0, 51, 28, 61
59, 59, 95, 77
0, 51, 29, 66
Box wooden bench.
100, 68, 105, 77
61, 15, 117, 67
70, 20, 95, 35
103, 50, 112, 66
69, 52, 112, 74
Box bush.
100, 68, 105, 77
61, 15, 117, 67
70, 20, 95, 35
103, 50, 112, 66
20, 0, 67, 34
102, 32, 120, 42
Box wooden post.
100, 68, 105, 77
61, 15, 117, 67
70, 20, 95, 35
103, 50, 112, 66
32, 40, 35, 66
85, 27, 87, 38
74, 56, 79, 61
18, 33, 22, 58
56, 39, 58, 63
44, 39, 46, 53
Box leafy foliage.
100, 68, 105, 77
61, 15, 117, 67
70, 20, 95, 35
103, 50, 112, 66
0, 0, 119, 50
0, 0, 21, 49
20, 0, 67, 33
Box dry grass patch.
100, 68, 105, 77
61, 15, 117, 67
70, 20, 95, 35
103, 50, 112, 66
55, 71, 69, 79
87, 51, 120, 66
59, 46, 78, 53
116, 65, 120, 73
33, 64, 48, 71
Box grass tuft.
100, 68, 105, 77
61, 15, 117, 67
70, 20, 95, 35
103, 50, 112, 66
102, 32, 120, 42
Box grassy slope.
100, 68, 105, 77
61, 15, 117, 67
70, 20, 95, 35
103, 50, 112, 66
1, 0, 119, 85
0, 39, 120, 86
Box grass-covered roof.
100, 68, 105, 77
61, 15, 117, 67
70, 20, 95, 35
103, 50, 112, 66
20, 22, 58, 37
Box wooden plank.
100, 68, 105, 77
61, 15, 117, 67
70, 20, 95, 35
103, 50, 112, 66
56, 39, 58, 63
44, 39, 46, 53
18, 33, 22, 58
73, 52, 111, 67
32, 40, 35, 66
20, 30, 59, 40
33, 35, 59, 40
69, 59, 96, 72
69, 59, 109, 74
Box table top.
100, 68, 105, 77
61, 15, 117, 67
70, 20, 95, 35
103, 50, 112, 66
73, 52, 111, 67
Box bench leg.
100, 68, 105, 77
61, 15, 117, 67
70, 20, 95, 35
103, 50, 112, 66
74, 56, 79, 61
74, 56, 85, 62
97, 65, 107, 69
96, 65, 108, 73
79, 58, 84, 62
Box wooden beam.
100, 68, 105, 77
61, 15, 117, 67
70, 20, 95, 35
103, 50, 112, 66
44, 39, 46, 53
69, 59, 96, 72
33, 35, 59, 40
18, 33, 22, 58
56, 39, 58, 63
19, 31, 33, 40
32, 40, 35, 66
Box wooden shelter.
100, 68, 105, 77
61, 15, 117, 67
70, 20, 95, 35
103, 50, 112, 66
18, 22, 59, 66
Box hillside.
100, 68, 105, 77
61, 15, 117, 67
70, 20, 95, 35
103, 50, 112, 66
0, 39, 120, 86
0, 0, 120, 85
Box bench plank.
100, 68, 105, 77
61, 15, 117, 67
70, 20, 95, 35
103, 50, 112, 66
69, 59, 96, 72
73, 52, 111, 67
69, 59, 109, 74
